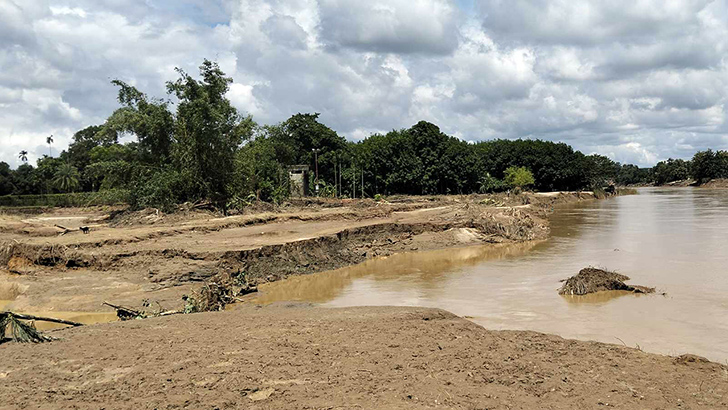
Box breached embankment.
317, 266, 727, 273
0, 192, 587, 311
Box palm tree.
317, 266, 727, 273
46, 135, 54, 157
18, 150, 28, 163
53, 163, 80, 193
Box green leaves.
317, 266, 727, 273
53, 163, 81, 193
167, 60, 251, 209
504, 166, 535, 189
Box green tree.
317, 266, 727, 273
18, 150, 28, 163
11, 164, 39, 194
166, 60, 254, 208
504, 166, 535, 189
53, 163, 81, 193
652, 158, 690, 185
0, 162, 14, 195
583, 154, 619, 188
35, 156, 64, 194
105, 80, 175, 164
690, 150, 728, 183
617, 164, 649, 186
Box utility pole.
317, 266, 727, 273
312, 148, 319, 196
352, 166, 355, 199
361, 168, 364, 198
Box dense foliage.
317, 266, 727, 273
2, 60, 726, 209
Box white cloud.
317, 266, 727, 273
0, 0, 726, 168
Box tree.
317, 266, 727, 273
105, 80, 175, 164
36, 156, 64, 194
166, 60, 254, 208
583, 154, 619, 188
46, 135, 54, 157
504, 166, 535, 189
617, 164, 649, 186
652, 158, 690, 185
690, 150, 728, 183
11, 164, 39, 194
18, 150, 28, 163
53, 163, 80, 193
0, 162, 14, 195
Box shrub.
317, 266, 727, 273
478, 173, 507, 193
504, 166, 535, 189
0, 189, 130, 208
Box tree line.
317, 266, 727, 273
1, 60, 724, 210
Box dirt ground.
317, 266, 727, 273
700, 178, 728, 189
2, 191, 728, 409
1, 304, 726, 410
0, 193, 582, 313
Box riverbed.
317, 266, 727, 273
257, 187, 728, 362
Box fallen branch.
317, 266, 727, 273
54, 224, 72, 236
1, 311, 83, 327
103, 302, 142, 320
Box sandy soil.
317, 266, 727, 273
1, 304, 726, 410
2, 191, 727, 409
0, 193, 581, 312
700, 178, 728, 189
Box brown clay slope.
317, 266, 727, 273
1, 304, 725, 410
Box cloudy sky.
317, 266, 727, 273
1, 0, 727, 168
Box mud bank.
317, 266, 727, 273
0, 192, 591, 312
1, 304, 726, 409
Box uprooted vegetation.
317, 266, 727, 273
0, 312, 52, 343
183, 271, 257, 313
559, 267, 656, 296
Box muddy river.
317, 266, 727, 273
258, 188, 728, 362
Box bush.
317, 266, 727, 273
129, 169, 193, 212
478, 173, 507, 193
504, 166, 535, 189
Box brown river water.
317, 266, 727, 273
257, 188, 728, 362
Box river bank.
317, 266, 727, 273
5, 189, 728, 409
0, 191, 588, 313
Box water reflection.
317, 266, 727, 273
0, 303, 117, 331
256, 188, 728, 363
256, 241, 539, 304
561, 290, 638, 305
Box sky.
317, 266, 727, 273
1, 0, 727, 168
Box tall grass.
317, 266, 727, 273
0, 189, 130, 208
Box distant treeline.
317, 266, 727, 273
651, 151, 728, 185
0, 60, 722, 210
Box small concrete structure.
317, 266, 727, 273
288, 165, 310, 197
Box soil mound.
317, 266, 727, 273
700, 178, 728, 189
558, 268, 655, 295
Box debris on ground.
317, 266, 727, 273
103, 300, 181, 320
183, 271, 258, 313
0, 311, 83, 343
558, 268, 655, 295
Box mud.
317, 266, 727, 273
0, 193, 581, 312
559, 268, 656, 296
700, 178, 728, 189
1, 304, 726, 409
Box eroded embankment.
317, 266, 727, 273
0, 192, 589, 311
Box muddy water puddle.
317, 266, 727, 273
258, 188, 728, 362
1, 296, 117, 331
